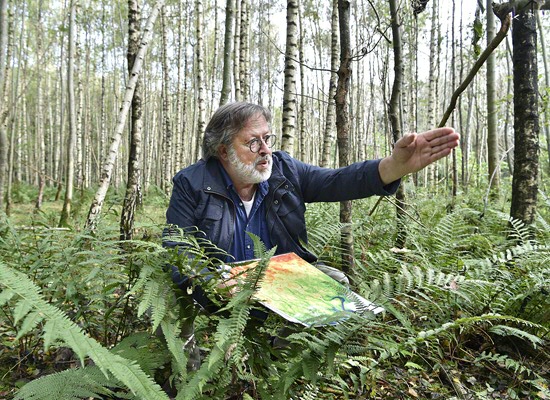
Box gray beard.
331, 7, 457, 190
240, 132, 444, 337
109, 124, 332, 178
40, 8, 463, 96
227, 147, 272, 184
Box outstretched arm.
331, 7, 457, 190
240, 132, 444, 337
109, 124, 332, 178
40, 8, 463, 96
378, 127, 460, 185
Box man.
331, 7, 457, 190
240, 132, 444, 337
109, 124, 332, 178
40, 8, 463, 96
165, 101, 459, 268
163, 101, 459, 366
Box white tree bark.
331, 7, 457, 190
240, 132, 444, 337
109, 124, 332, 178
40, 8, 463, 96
85, 0, 164, 231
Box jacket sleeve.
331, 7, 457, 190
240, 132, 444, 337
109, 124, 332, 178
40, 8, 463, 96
279, 153, 400, 203
162, 173, 207, 302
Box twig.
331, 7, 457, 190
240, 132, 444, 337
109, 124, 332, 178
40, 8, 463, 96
438, 9, 512, 127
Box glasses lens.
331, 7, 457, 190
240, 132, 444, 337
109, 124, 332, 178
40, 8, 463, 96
249, 139, 260, 152
249, 136, 276, 153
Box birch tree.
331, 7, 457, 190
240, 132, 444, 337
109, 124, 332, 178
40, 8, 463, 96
538, 11, 550, 174
59, 0, 78, 227
486, 0, 500, 196
161, 7, 172, 193
120, 0, 143, 241
239, 0, 250, 100
0, 0, 8, 211
388, 0, 407, 248
320, 0, 338, 168
219, 0, 234, 105
194, 0, 206, 161
281, 0, 298, 155
35, 0, 45, 209
335, 0, 353, 273
85, 0, 164, 231
509, 3, 540, 225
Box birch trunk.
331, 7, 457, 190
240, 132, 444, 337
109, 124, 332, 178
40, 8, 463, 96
335, 0, 353, 274
281, 0, 298, 156
388, 0, 407, 249
510, 7, 539, 226
120, 0, 143, 241
239, 0, 250, 100
194, 0, 206, 161
537, 11, 550, 174
233, 0, 241, 100
320, 0, 338, 167
219, 0, 233, 105
486, 0, 500, 196
298, 0, 305, 161
85, 0, 164, 231
60, 0, 77, 227
426, 0, 438, 186
0, 0, 9, 211
161, 8, 172, 193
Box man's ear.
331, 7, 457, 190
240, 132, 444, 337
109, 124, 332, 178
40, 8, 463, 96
218, 144, 229, 161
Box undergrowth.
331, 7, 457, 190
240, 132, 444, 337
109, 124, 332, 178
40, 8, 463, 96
0, 188, 548, 399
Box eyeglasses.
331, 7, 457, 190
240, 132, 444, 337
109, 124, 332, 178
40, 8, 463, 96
245, 134, 276, 153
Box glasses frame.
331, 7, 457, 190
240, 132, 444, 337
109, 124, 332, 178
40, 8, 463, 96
245, 134, 276, 153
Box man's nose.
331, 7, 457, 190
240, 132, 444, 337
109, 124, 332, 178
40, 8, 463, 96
258, 139, 271, 155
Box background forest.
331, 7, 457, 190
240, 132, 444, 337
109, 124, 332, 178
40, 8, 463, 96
0, 0, 549, 399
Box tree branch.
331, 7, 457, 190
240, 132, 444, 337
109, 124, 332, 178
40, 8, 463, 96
438, 8, 512, 127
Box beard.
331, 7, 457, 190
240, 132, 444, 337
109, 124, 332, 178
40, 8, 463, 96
227, 146, 272, 184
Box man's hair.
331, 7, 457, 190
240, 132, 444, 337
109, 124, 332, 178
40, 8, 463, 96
202, 102, 272, 160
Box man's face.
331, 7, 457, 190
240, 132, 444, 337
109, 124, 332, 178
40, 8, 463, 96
220, 114, 273, 186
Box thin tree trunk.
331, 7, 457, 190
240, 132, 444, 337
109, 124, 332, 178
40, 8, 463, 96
423, 0, 439, 186
281, 0, 298, 156
537, 11, 550, 174
85, 0, 164, 232
486, 0, 500, 196
503, 37, 514, 174
335, 0, 353, 274
510, 6, 539, 226
219, 0, 233, 105
388, 0, 407, 249
194, 0, 205, 161
0, 0, 9, 211
298, 0, 305, 161
160, 8, 172, 193
60, 0, 78, 227
233, 0, 241, 100
320, 0, 338, 168
239, 0, 250, 100
120, 0, 143, 241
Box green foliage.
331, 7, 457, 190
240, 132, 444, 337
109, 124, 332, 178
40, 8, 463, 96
0, 263, 169, 400
13, 333, 169, 400
1, 189, 549, 399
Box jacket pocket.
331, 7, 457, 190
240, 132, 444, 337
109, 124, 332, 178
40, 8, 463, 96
195, 201, 224, 236
276, 192, 307, 240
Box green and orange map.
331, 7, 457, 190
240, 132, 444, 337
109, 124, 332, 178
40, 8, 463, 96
230, 252, 384, 326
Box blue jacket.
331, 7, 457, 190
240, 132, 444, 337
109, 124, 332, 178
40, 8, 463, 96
165, 151, 400, 263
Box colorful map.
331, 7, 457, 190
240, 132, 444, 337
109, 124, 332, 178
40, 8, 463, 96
230, 253, 384, 327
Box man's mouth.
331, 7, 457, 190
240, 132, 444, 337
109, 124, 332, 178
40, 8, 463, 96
255, 156, 271, 167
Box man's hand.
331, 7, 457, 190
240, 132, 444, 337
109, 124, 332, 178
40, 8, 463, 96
378, 127, 460, 185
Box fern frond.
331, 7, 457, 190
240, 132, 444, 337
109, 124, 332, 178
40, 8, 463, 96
14, 366, 118, 400
0, 262, 169, 400
488, 324, 544, 348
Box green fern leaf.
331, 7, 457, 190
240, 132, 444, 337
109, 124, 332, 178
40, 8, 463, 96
0, 262, 170, 400
14, 366, 117, 400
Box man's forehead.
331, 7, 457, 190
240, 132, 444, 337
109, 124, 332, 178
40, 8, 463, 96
236, 115, 269, 138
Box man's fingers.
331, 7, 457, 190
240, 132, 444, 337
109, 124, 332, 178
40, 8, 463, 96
421, 127, 458, 142
395, 132, 417, 148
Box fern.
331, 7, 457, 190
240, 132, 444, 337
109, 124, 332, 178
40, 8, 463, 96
0, 262, 169, 400
14, 332, 169, 400
177, 234, 274, 400
14, 366, 118, 400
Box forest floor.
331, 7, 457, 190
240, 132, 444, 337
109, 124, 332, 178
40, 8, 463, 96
1, 186, 549, 399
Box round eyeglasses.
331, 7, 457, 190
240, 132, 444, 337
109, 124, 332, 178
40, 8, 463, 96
246, 134, 276, 153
